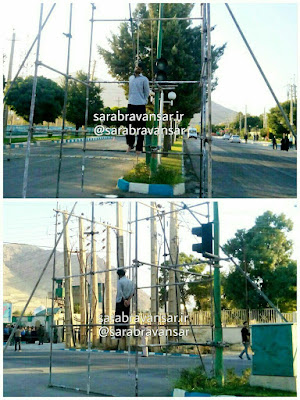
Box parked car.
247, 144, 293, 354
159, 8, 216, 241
230, 135, 241, 143
222, 133, 231, 140
188, 127, 198, 139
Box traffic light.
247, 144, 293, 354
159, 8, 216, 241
154, 57, 168, 81
192, 222, 213, 256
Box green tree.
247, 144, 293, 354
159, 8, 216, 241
158, 252, 210, 310
222, 211, 296, 312
98, 3, 226, 119
66, 70, 104, 130
5, 76, 64, 124
267, 100, 297, 138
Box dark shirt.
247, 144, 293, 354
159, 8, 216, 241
241, 326, 250, 342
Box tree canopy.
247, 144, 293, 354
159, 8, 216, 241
267, 100, 297, 138
66, 70, 104, 130
5, 76, 64, 124
222, 211, 296, 312
98, 3, 226, 119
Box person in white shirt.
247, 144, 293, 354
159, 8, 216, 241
115, 269, 135, 338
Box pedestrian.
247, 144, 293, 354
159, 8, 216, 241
53, 326, 58, 343
38, 324, 45, 345
244, 133, 248, 144
281, 135, 286, 151
285, 134, 290, 151
272, 135, 277, 150
14, 325, 22, 352
239, 321, 251, 360
115, 269, 135, 338
126, 62, 150, 155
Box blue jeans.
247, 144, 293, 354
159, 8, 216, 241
239, 342, 251, 359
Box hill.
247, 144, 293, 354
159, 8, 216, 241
3, 243, 150, 314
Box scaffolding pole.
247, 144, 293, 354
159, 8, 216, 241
22, 3, 43, 198
3, 4, 56, 103
56, 3, 73, 198
81, 3, 96, 193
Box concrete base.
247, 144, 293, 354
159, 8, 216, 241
250, 374, 297, 392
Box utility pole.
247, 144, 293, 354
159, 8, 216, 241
104, 227, 112, 348
3, 30, 16, 139
206, 3, 213, 198
79, 217, 87, 345
289, 84, 293, 126
168, 203, 179, 318
63, 212, 74, 348
116, 203, 125, 268
150, 202, 159, 348
213, 202, 224, 385
239, 113, 242, 135
150, 3, 163, 173
91, 229, 99, 347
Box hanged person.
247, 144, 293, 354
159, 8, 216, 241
126, 62, 150, 154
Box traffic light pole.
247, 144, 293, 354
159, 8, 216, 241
150, 3, 164, 174
213, 202, 224, 385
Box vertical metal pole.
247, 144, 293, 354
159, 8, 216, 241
3, 30, 16, 139
117, 203, 125, 268
56, 3, 73, 198
134, 202, 139, 397
87, 201, 95, 394
206, 4, 212, 198
200, 4, 207, 197
22, 3, 43, 198
79, 217, 87, 345
213, 202, 224, 385
91, 224, 99, 347
49, 206, 59, 387
81, 4, 96, 192
3, 4, 56, 103
104, 226, 112, 348
129, 4, 136, 66
157, 89, 164, 165
150, 3, 164, 172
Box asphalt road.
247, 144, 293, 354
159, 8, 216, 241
185, 137, 297, 198
4, 346, 251, 397
3, 137, 145, 198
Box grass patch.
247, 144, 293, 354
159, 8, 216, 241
174, 367, 296, 397
123, 139, 184, 185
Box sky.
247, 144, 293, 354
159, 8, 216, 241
1, 1, 298, 116
3, 199, 298, 293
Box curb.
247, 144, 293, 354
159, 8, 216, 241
60, 348, 199, 357
3, 136, 112, 149
173, 388, 236, 397
117, 178, 185, 196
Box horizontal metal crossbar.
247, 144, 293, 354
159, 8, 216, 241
92, 17, 203, 22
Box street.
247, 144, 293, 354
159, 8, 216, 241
185, 137, 297, 198
3, 344, 252, 397
3, 137, 145, 198
3, 136, 297, 198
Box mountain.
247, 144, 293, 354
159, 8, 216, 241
190, 102, 238, 126
100, 81, 238, 125
3, 243, 150, 314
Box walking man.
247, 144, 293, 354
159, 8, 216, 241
14, 325, 22, 352
38, 324, 45, 345
239, 321, 251, 360
272, 135, 277, 150
126, 62, 150, 155
115, 269, 135, 338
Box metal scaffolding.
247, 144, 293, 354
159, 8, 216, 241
4, 3, 297, 198
3, 200, 288, 396
5, 3, 211, 199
